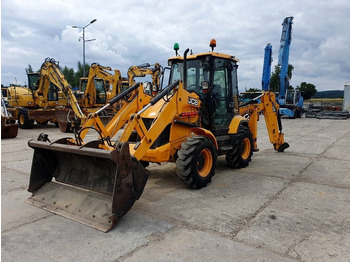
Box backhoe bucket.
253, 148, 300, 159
26, 137, 149, 232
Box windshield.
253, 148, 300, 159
169, 59, 209, 97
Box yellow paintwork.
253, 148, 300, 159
239, 91, 286, 151
198, 148, 213, 178
127, 63, 161, 90
78, 82, 152, 142
80, 64, 122, 108
119, 81, 201, 162
80, 52, 287, 165
168, 52, 239, 63
228, 115, 249, 134
7, 60, 85, 122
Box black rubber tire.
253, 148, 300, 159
176, 136, 217, 189
226, 126, 253, 168
18, 109, 34, 129
295, 109, 302, 118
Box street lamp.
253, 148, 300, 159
72, 19, 97, 77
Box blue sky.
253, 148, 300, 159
1, 0, 350, 91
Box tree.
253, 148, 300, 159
270, 64, 294, 92
25, 64, 34, 74
242, 87, 261, 99
297, 82, 317, 100
75, 62, 90, 81
62, 66, 77, 88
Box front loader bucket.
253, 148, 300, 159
26, 137, 149, 232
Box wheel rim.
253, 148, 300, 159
19, 114, 25, 125
241, 138, 251, 160
197, 148, 213, 178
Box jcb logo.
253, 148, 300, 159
188, 97, 199, 106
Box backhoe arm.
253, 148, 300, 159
37, 58, 85, 120
83, 63, 122, 107
239, 91, 289, 152
127, 63, 161, 95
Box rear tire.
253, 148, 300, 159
226, 126, 253, 168
18, 109, 34, 129
176, 136, 217, 189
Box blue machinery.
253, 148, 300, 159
262, 17, 303, 118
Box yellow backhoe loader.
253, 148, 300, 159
26, 42, 289, 232
7, 58, 85, 129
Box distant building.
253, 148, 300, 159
343, 82, 350, 111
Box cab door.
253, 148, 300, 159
211, 58, 236, 129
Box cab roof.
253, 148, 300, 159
168, 52, 240, 63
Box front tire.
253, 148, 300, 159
176, 136, 217, 189
18, 109, 34, 129
226, 126, 253, 168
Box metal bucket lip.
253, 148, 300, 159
27, 181, 115, 232
28, 139, 115, 159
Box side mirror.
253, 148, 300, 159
201, 81, 209, 93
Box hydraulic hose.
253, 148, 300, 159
95, 82, 140, 115
138, 80, 180, 115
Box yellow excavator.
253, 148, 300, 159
127, 63, 162, 95
70, 62, 162, 139
56, 63, 123, 131
26, 41, 289, 232
7, 58, 85, 129
78, 63, 122, 109
57, 62, 162, 132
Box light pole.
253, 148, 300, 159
72, 19, 97, 77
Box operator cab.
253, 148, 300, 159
27, 73, 58, 101
78, 77, 107, 104
168, 42, 239, 130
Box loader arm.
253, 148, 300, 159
37, 58, 85, 120
76, 82, 151, 144
118, 80, 201, 161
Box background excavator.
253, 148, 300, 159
56, 63, 123, 131
57, 62, 162, 132
7, 58, 85, 129
26, 41, 289, 232
127, 63, 162, 95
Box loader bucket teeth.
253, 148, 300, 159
27, 138, 149, 232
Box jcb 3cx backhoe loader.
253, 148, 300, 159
27, 41, 289, 232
